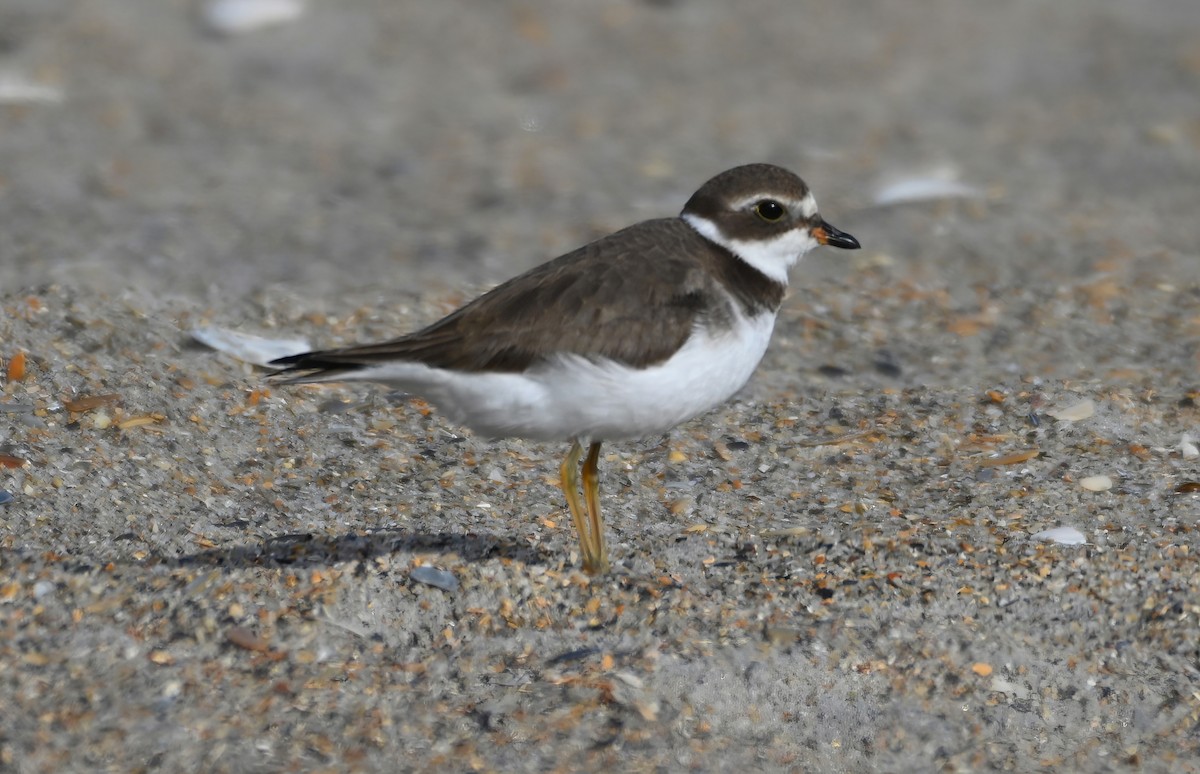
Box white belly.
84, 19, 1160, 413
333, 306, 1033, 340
351, 311, 777, 441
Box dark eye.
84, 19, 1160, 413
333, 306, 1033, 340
753, 199, 786, 222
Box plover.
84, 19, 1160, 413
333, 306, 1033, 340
270, 163, 860, 574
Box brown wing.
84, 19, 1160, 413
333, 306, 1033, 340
271, 219, 725, 376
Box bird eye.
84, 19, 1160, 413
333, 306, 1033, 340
753, 200, 786, 222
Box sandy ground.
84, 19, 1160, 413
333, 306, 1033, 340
2, 0, 1200, 771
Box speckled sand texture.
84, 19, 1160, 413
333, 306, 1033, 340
2, 1, 1200, 771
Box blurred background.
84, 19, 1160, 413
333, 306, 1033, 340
0, 0, 1197, 302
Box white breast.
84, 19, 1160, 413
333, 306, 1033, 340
350, 308, 777, 442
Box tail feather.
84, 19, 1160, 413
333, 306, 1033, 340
268, 351, 372, 385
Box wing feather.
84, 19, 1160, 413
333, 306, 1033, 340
271, 219, 723, 377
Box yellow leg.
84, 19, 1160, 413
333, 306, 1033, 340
558, 439, 609, 575
580, 441, 609, 574
560, 440, 595, 573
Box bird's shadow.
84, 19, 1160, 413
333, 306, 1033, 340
158, 528, 551, 571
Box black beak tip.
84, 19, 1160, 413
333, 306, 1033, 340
818, 221, 861, 250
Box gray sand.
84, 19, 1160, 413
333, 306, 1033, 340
2, 1, 1199, 771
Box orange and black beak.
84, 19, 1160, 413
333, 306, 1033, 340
812, 220, 860, 250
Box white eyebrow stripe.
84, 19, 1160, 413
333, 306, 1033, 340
729, 193, 819, 219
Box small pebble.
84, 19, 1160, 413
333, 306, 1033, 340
1180, 434, 1198, 460
17, 414, 47, 429
1079, 475, 1113, 492
411, 566, 458, 592
547, 647, 601, 665
226, 626, 272, 653
0, 73, 64, 105
1048, 399, 1095, 422
872, 167, 983, 207
0, 490, 14, 505
202, 0, 306, 35
319, 399, 362, 415
1032, 526, 1087, 546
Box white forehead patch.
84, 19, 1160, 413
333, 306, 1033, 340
728, 192, 819, 220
